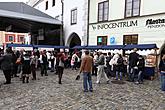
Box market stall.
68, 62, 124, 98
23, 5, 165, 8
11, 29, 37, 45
123, 44, 158, 80
6, 43, 33, 51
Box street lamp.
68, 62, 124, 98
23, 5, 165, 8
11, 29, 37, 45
60, 0, 64, 46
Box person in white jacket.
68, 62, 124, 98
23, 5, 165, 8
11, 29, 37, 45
109, 53, 119, 77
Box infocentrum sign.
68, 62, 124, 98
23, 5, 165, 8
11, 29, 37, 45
91, 20, 138, 30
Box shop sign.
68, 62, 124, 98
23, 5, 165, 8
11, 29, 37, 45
146, 19, 165, 28
91, 20, 138, 30
110, 36, 115, 44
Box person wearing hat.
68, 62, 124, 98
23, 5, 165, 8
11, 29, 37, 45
128, 48, 139, 82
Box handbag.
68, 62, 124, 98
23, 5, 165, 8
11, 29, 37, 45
59, 59, 64, 67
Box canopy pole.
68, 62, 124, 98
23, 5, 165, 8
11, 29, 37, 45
154, 48, 159, 79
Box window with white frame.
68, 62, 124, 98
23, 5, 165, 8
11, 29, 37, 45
125, 0, 140, 17
71, 9, 77, 25
98, 1, 109, 22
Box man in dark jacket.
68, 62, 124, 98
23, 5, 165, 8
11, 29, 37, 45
128, 48, 139, 82
41, 50, 48, 76
106, 52, 112, 77
159, 54, 165, 91
0, 48, 13, 84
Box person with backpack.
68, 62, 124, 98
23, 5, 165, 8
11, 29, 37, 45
135, 55, 145, 84
116, 54, 124, 80
96, 51, 109, 84
22, 52, 31, 83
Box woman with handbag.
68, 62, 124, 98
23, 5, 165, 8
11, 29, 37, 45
56, 52, 65, 84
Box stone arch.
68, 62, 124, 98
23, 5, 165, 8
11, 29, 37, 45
67, 32, 81, 48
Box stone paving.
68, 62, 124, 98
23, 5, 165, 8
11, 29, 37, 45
0, 69, 164, 110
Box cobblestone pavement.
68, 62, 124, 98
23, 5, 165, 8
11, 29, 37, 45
0, 69, 164, 110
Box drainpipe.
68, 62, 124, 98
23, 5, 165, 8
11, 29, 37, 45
61, 0, 64, 46
87, 0, 90, 46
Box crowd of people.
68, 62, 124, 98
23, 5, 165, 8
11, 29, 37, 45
0, 48, 67, 84
0, 47, 164, 92
79, 48, 165, 92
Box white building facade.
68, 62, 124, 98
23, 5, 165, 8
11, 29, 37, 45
27, 0, 88, 47
89, 0, 165, 54
28, 0, 62, 20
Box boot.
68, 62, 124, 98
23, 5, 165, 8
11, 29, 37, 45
26, 77, 29, 83
45, 73, 48, 76
22, 76, 25, 83
32, 73, 36, 80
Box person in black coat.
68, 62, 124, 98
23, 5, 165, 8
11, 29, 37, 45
115, 54, 124, 80
22, 52, 31, 83
159, 55, 165, 91
56, 52, 65, 84
11, 51, 19, 77
41, 50, 48, 76
106, 52, 112, 78
128, 48, 139, 82
0, 48, 13, 84
135, 55, 145, 84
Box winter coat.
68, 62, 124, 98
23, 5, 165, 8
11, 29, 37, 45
0, 53, 13, 70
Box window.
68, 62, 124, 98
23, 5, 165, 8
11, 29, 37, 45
98, 1, 109, 22
71, 9, 77, 25
125, 0, 140, 17
19, 36, 24, 42
20, 37, 24, 42
123, 34, 138, 45
52, 0, 55, 6
45, 1, 48, 10
97, 36, 107, 45
9, 36, 14, 42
